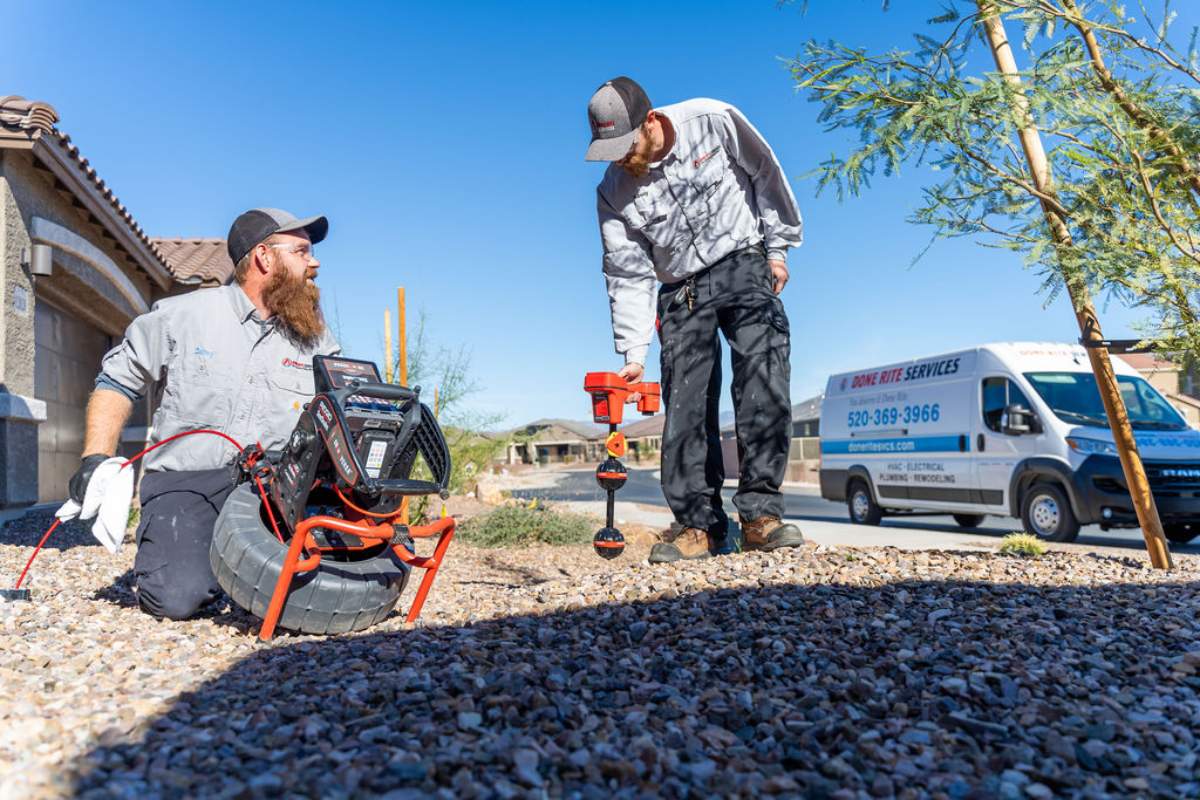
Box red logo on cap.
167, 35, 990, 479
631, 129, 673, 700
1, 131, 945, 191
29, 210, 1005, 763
597, 120, 616, 129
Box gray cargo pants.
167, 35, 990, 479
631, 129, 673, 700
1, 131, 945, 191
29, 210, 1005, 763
657, 246, 791, 538
133, 468, 237, 620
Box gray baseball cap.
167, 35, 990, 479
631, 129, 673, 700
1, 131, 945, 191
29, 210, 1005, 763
585, 77, 652, 162
226, 207, 329, 266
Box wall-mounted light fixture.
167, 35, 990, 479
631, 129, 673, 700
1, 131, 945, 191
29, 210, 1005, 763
21, 244, 53, 277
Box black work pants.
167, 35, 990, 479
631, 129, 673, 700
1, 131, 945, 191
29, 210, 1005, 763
133, 468, 237, 620
658, 246, 791, 536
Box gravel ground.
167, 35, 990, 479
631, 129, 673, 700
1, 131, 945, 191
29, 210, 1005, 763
3, 510, 1200, 799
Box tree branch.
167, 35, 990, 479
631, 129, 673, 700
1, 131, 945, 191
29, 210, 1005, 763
1058, 0, 1200, 203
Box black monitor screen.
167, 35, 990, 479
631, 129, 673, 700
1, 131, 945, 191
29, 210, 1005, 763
313, 356, 382, 392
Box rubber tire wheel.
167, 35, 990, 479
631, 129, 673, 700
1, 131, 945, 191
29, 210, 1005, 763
210, 483, 411, 635
848, 480, 883, 526
1164, 523, 1200, 544
952, 514, 985, 529
1020, 483, 1080, 543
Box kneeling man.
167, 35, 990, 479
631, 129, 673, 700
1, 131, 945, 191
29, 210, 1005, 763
70, 208, 340, 619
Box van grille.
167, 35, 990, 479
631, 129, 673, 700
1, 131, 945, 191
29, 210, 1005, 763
1144, 462, 1200, 496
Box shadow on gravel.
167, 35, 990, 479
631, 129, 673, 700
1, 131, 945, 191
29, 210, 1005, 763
860, 520, 1200, 554
0, 512, 102, 553
90, 568, 140, 608
67, 567, 1200, 799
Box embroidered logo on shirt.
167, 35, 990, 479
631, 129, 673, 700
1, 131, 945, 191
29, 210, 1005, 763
282, 358, 313, 370
693, 148, 719, 168
193, 346, 215, 358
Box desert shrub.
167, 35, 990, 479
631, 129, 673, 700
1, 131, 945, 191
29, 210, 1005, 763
457, 504, 594, 548
998, 533, 1047, 558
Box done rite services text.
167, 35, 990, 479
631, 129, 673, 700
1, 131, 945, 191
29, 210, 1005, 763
849, 357, 962, 390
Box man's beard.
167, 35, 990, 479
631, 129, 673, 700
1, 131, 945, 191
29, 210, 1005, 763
621, 148, 651, 178
263, 266, 324, 346
620, 128, 655, 178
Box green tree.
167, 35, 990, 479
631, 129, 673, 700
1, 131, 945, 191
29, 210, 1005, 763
791, 0, 1200, 349
789, 0, 1197, 567
383, 312, 505, 520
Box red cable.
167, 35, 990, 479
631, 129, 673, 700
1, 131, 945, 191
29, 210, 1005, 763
253, 473, 285, 543
121, 428, 243, 468
13, 519, 61, 590
333, 484, 403, 519
9, 428, 248, 594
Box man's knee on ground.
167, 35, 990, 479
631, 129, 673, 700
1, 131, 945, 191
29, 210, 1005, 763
135, 578, 216, 621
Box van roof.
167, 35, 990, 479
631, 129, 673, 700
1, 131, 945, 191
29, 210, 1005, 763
827, 341, 1141, 383
981, 342, 1138, 376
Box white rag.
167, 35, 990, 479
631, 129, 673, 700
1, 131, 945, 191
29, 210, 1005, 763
54, 457, 135, 554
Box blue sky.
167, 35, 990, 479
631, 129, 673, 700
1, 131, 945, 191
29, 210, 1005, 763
6, 1, 1197, 427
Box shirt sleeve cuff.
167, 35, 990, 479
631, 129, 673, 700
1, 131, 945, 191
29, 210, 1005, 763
624, 346, 649, 367
766, 247, 788, 262
95, 374, 142, 402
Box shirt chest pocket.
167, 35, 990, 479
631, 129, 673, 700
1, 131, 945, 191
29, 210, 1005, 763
166, 355, 235, 426
627, 185, 683, 253
267, 370, 316, 422
685, 147, 728, 224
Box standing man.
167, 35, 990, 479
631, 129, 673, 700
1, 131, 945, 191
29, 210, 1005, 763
68, 208, 340, 620
586, 77, 806, 563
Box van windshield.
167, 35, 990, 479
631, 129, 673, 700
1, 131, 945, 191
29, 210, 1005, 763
1023, 372, 1188, 431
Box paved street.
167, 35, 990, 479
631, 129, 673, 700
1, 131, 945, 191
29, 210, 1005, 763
512, 466, 1200, 555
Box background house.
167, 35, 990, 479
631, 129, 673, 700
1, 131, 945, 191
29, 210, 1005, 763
0, 95, 230, 508
621, 414, 663, 464
503, 419, 605, 465
1116, 353, 1200, 428
721, 394, 824, 483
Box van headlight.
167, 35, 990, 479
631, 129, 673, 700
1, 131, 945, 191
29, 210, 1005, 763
1067, 437, 1118, 456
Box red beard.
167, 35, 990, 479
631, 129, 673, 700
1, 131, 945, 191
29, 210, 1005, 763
262, 267, 324, 347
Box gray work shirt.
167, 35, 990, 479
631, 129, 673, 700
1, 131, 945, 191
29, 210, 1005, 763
596, 98, 804, 366
97, 284, 340, 473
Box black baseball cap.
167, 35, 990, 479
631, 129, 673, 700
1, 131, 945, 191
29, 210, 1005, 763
585, 76, 652, 161
226, 207, 328, 266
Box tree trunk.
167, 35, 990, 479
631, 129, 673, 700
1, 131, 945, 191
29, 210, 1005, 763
978, 1, 1172, 569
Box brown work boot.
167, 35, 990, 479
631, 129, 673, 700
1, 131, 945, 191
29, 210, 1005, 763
648, 526, 713, 564
742, 516, 805, 552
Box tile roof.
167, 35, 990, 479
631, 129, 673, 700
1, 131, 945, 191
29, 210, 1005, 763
721, 393, 825, 434
151, 238, 234, 286
622, 414, 664, 438
791, 393, 824, 422
0, 95, 176, 285
1117, 353, 1178, 372
0, 95, 57, 132
517, 418, 606, 440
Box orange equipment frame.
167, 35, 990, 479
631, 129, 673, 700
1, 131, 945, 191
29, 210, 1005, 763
257, 511, 455, 641
583, 371, 661, 425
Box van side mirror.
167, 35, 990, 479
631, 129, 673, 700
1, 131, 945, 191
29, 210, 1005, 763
1002, 404, 1040, 436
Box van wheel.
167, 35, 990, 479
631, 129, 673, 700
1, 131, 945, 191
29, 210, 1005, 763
1020, 483, 1080, 543
1164, 523, 1199, 544
952, 514, 985, 529
847, 480, 882, 526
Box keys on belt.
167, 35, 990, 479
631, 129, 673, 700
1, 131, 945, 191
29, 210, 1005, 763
672, 277, 697, 312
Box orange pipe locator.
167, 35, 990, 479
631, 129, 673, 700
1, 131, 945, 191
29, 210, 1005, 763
583, 372, 661, 558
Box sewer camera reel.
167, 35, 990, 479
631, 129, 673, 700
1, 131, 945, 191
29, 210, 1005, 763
583, 372, 661, 559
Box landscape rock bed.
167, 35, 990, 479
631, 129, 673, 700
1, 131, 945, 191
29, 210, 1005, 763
2, 518, 1199, 799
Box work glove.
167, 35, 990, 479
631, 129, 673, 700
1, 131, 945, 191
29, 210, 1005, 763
69, 454, 110, 504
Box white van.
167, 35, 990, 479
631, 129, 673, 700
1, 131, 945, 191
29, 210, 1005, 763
819, 342, 1200, 543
